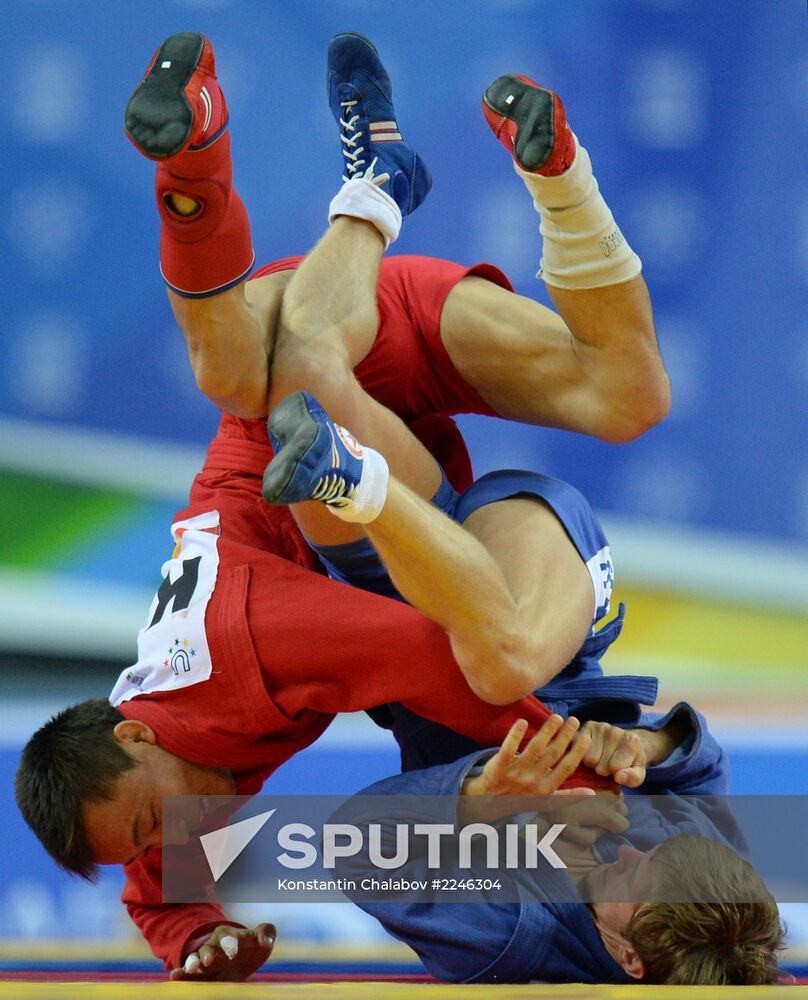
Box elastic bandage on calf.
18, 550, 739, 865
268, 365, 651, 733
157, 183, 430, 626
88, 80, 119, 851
517, 137, 641, 289
328, 177, 402, 248
329, 445, 390, 525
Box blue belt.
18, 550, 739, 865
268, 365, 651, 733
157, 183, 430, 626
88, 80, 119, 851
538, 674, 659, 706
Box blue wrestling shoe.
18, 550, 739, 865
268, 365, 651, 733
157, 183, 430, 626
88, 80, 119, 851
328, 32, 431, 215
263, 392, 366, 509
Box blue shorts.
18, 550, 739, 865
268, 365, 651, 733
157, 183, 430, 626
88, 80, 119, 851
311, 469, 614, 627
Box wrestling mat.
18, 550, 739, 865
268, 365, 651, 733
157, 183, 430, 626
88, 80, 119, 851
0, 942, 806, 997
0, 978, 806, 998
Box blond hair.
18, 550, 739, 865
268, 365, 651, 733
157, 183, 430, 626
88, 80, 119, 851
623, 835, 785, 985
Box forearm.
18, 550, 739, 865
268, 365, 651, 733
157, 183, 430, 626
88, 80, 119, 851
168, 285, 271, 418
364, 478, 535, 704
634, 711, 692, 766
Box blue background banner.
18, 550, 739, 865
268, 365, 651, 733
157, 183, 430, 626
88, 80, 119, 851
1, 0, 806, 543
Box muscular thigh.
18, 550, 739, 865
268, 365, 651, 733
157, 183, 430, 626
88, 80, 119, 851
462, 496, 595, 667
440, 276, 588, 429
244, 268, 295, 334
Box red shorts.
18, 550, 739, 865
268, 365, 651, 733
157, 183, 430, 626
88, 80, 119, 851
251, 254, 503, 420
235, 253, 507, 490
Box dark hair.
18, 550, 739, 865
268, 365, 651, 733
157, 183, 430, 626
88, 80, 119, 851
15, 698, 136, 880
623, 834, 785, 985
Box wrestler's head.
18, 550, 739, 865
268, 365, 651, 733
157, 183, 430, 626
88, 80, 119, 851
15, 698, 233, 876
584, 836, 784, 984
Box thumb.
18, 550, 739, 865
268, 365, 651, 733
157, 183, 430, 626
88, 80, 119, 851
553, 787, 596, 798
256, 923, 276, 948
615, 766, 645, 788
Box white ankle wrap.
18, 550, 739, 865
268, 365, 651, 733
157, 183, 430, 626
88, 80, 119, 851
328, 178, 402, 248
517, 137, 641, 289
328, 444, 390, 525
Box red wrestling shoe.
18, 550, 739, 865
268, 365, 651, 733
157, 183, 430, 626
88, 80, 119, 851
125, 32, 228, 160
482, 74, 575, 176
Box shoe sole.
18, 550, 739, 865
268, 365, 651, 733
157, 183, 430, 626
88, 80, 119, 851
263, 393, 320, 503
125, 32, 206, 159
483, 74, 555, 172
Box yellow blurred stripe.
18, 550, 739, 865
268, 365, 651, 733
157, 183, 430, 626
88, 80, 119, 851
601, 586, 808, 710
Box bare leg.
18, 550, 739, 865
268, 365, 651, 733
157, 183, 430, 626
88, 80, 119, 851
439, 75, 670, 443
264, 383, 597, 703
358, 479, 592, 705
440, 273, 666, 442
269, 217, 442, 544
160, 190, 288, 419
167, 281, 274, 419
461, 497, 594, 681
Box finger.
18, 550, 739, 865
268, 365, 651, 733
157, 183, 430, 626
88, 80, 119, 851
581, 723, 606, 768
183, 952, 202, 975
552, 798, 608, 825
532, 786, 595, 816
583, 799, 631, 832
561, 824, 600, 846
199, 944, 217, 968
609, 734, 643, 775
256, 923, 277, 950
521, 715, 573, 766
615, 765, 646, 788
516, 715, 563, 765
220, 935, 239, 961
595, 728, 628, 776
536, 716, 582, 768
539, 731, 591, 793
497, 718, 529, 765
484, 720, 527, 784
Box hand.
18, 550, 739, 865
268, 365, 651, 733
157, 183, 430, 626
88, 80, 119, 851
579, 721, 649, 787
463, 714, 594, 800
539, 791, 629, 847
169, 923, 276, 982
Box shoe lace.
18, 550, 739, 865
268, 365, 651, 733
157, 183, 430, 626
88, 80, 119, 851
340, 99, 390, 186
312, 472, 356, 508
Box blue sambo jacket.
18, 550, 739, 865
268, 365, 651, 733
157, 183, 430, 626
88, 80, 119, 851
344, 697, 736, 984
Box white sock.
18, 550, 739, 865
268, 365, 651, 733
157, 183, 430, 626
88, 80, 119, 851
516, 136, 642, 289
327, 441, 390, 525
328, 178, 402, 249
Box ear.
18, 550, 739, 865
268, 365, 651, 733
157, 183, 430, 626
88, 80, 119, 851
113, 719, 156, 745
616, 941, 645, 980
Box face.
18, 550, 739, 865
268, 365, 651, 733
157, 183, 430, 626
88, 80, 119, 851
81, 720, 234, 867
584, 844, 661, 979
